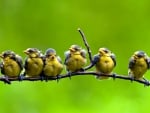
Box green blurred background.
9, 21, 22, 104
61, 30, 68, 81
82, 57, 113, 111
0, 0, 150, 113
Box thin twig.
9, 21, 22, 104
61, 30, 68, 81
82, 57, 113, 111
78, 28, 93, 63
0, 72, 149, 86
0, 28, 149, 87
84, 63, 95, 71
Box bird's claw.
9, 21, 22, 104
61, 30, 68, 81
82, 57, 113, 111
3, 76, 11, 84
67, 72, 72, 80
18, 74, 25, 81
44, 76, 49, 82
112, 73, 116, 80
40, 75, 45, 81
56, 75, 61, 83
95, 72, 103, 79
130, 76, 134, 82
143, 78, 149, 87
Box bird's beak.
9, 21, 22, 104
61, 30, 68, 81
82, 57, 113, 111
51, 55, 55, 59
133, 55, 138, 59
99, 50, 104, 55
69, 48, 75, 52
23, 50, 29, 54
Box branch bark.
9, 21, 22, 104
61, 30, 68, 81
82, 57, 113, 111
0, 72, 149, 86
78, 28, 93, 63
0, 28, 149, 87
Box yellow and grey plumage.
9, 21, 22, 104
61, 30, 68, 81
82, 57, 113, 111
92, 48, 116, 79
43, 48, 63, 77
64, 45, 87, 72
0, 50, 23, 83
128, 51, 150, 80
24, 48, 44, 77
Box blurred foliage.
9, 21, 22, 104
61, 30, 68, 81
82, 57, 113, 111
0, 0, 150, 113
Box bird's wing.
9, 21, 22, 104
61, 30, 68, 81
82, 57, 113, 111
80, 49, 86, 58
42, 56, 46, 65
92, 54, 100, 65
57, 56, 62, 64
146, 57, 150, 69
110, 53, 116, 66
64, 51, 70, 65
15, 55, 23, 70
0, 62, 4, 74
128, 57, 135, 69
24, 57, 28, 70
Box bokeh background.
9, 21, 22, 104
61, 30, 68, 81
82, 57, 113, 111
0, 0, 150, 113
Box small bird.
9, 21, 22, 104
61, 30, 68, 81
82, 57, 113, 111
0, 50, 23, 84
64, 45, 87, 73
22, 48, 44, 80
128, 51, 150, 81
92, 48, 116, 79
43, 48, 63, 80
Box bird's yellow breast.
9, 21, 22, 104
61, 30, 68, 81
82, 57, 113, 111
130, 58, 148, 79
43, 58, 63, 76
96, 56, 115, 74
66, 54, 86, 72
3, 58, 21, 77
26, 57, 44, 76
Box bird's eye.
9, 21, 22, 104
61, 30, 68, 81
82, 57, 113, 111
46, 54, 51, 57
137, 55, 142, 58
104, 50, 109, 53
28, 49, 34, 53
3, 54, 7, 57
74, 48, 78, 51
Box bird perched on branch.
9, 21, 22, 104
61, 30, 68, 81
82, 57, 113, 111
0, 50, 23, 84
21, 48, 44, 80
128, 51, 150, 82
43, 48, 63, 81
64, 45, 87, 76
92, 48, 116, 79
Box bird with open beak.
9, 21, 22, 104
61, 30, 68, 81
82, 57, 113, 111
43, 48, 63, 81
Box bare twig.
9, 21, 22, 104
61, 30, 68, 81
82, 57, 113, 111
0, 72, 149, 86
78, 28, 93, 63
0, 28, 149, 87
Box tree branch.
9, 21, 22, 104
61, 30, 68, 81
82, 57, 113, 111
0, 28, 149, 87
78, 28, 93, 63
0, 72, 149, 86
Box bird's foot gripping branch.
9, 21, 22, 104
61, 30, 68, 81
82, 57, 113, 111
0, 28, 150, 86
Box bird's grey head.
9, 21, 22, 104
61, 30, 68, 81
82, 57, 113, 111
99, 47, 110, 54
69, 45, 81, 52
26, 48, 39, 53
24, 48, 41, 57
45, 48, 56, 56
0, 50, 15, 58
134, 51, 146, 58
